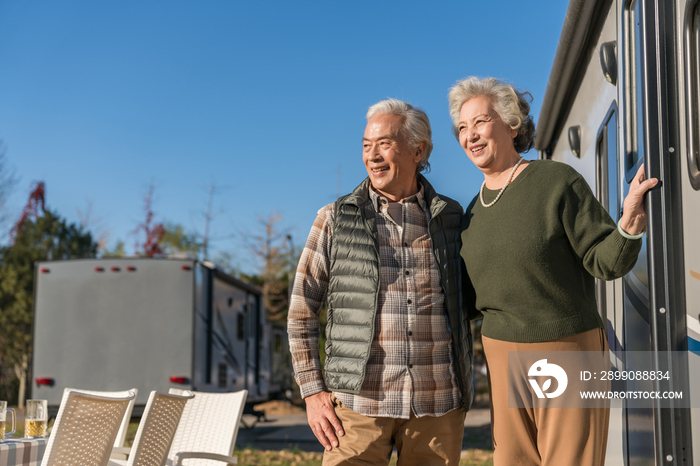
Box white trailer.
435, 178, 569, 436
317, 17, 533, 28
536, 0, 700, 463
31, 258, 293, 413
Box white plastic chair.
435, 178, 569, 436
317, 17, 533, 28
62, 388, 139, 461
166, 389, 248, 466
113, 388, 138, 460
41, 388, 136, 466
108, 390, 194, 466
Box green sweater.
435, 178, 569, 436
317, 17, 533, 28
461, 160, 642, 343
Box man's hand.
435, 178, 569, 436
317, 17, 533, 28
305, 391, 344, 451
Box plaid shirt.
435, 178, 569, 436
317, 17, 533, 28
287, 184, 461, 419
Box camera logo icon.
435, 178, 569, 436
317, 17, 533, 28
528, 359, 568, 398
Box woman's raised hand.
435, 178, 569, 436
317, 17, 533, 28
619, 164, 659, 236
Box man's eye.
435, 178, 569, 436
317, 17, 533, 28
380, 141, 391, 148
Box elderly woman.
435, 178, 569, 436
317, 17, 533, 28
448, 77, 657, 466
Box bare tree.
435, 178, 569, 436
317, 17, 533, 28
77, 199, 110, 251
240, 211, 294, 321
0, 141, 19, 241
199, 182, 225, 261
132, 183, 165, 257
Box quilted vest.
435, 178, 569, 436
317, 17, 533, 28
324, 175, 474, 410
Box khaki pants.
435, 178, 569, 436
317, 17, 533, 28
483, 328, 610, 466
322, 395, 465, 466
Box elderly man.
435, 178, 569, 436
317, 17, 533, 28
287, 99, 473, 465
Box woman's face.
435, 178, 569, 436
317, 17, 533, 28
457, 96, 518, 173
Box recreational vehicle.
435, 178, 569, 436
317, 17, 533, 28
536, 0, 700, 463
31, 258, 294, 413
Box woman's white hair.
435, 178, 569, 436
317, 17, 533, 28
366, 99, 433, 173
447, 77, 535, 153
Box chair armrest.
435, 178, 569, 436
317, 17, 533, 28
111, 447, 132, 455
107, 458, 128, 466
109, 446, 131, 463
175, 451, 238, 465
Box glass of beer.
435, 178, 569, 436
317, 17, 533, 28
0, 401, 16, 440
25, 399, 47, 438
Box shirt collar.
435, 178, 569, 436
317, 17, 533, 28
369, 183, 427, 212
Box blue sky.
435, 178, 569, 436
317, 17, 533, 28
0, 1, 568, 273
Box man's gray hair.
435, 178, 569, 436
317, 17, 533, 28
448, 77, 535, 153
366, 99, 433, 173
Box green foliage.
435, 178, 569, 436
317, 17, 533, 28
101, 239, 127, 258
102, 223, 203, 259
212, 250, 239, 276
0, 209, 97, 398
0, 366, 19, 405
160, 222, 201, 257
239, 272, 264, 287
240, 212, 298, 322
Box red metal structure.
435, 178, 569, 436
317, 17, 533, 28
134, 184, 165, 257
11, 181, 45, 242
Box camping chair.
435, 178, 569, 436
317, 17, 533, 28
59, 388, 139, 461
166, 389, 248, 466
108, 390, 194, 466
41, 388, 136, 466
113, 388, 138, 460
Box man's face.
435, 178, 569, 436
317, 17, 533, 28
362, 114, 422, 201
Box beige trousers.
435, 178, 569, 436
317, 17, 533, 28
483, 328, 610, 466
322, 395, 465, 466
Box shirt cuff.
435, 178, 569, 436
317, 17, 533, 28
299, 379, 328, 399
617, 219, 645, 240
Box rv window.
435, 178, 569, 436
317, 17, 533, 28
237, 312, 245, 340
595, 105, 619, 323
626, 0, 645, 181
596, 107, 619, 216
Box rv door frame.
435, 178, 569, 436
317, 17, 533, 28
627, 0, 693, 463
684, 0, 700, 189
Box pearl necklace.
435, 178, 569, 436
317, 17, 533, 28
479, 156, 525, 208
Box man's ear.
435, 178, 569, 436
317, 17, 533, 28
414, 142, 426, 161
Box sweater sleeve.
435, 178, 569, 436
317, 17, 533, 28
460, 202, 482, 320
461, 258, 482, 320
560, 176, 642, 280
287, 204, 334, 398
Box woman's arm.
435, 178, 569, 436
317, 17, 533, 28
461, 259, 483, 320
560, 170, 651, 281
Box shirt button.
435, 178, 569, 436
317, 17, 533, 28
407, 299, 412, 304
408, 331, 413, 336
408, 364, 413, 368
403, 242, 408, 247
404, 270, 410, 276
